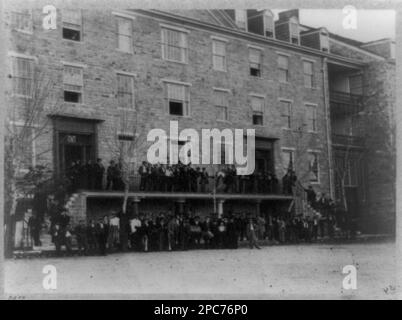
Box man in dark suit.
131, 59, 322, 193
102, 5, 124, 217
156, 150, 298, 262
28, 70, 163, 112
94, 158, 105, 190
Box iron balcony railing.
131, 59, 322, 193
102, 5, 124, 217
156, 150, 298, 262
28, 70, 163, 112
329, 90, 364, 116
332, 134, 365, 147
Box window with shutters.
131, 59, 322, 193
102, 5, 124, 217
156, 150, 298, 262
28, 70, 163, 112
251, 95, 264, 125
214, 90, 229, 121
116, 16, 132, 53
303, 60, 314, 88
63, 64, 83, 103
62, 9, 82, 41
11, 56, 34, 97
117, 73, 134, 108
308, 152, 320, 183
280, 100, 292, 129
11, 10, 33, 33
249, 48, 262, 77
212, 39, 226, 71
278, 55, 289, 83
166, 82, 190, 116
289, 17, 299, 44
161, 27, 188, 63
263, 12, 275, 38
305, 104, 317, 132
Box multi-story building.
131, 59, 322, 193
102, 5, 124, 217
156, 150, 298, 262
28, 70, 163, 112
4, 4, 395, 233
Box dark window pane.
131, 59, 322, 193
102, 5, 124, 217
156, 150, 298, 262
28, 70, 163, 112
253, 114, 263, 125
291, 37, 299, 44
265, 30, 274, 38
64, 90, 81, 103
250, 67, 261, 77
169, 101, 183, 116
63, 28, 81, 41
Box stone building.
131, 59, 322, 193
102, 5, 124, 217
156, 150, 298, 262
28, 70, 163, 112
3, 4, 395, 233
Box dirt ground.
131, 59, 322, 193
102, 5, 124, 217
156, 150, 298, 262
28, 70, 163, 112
3, 242, 399, 299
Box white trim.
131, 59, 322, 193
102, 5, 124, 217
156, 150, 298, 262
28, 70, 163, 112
301, 57, 316, 63
249, 93, 266, 98
160, 23, 190, 34
307, 149, 321, 153
210, 35, 229, 43
8, 51, 37, 62
281, 147, 296, 151
247, 44, 264, 51
61, 61, 87, 68
161, 79, 192, 86
115, 70, 137, 77
329, 38, 385, 61
213, 87, 231, 93
304, 102, 318, 107
276, 51, 291, 57
278, 97, 293, 103
112, 11, 137, 20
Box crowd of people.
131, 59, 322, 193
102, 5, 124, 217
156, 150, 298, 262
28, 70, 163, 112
66, 159, 288, 195
42, 199, 352, 257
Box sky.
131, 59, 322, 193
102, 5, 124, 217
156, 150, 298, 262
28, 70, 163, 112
273, 9, 395, 43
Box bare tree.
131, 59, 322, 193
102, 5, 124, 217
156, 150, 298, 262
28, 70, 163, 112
4, 64, 61, 256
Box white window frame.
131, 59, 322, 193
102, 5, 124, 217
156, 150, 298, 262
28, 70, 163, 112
281, 147, 296, 173
279, 98, 292, 130
213, 88, 230, 122
303, 60, 314, 88
62, 9, 83, 42
212, 38, 227, 71
10, 121, 37, 172
163, 80, 191, 117
10, 54, 35, 98
116, 16, 133, 53
62, 62, 84, 104
289, 17, 300, 45
161, 25, 189, 64
248, 46, 263, 78
116, 72, 135, 109
250, 94, 265, 126
234, 9, 247, 30
277, 54, 289, 83
11, 9, 33, 34
263, 11, 275, 38
305, 103, 318, 133
307, 150, 320, 184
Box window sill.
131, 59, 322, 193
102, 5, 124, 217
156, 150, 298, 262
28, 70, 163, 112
62, 38, 83, 44
307, 130, 318, 134
163, 58, 188, 65
14, 29, 33, 35
217, 119, 231, 124
310, 181, 320, 185
279, 81, 291, 85
169, 114, 192, 119
213, 68, 227, 72
116, 48, 133, 54
282, 127, 292, 131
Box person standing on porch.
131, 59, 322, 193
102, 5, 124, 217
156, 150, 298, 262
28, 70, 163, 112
94, 158, 105, 190
246, 217, 261, 249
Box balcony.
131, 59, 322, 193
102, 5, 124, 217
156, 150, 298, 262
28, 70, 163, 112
332, 134, 365, 148
330, 90, 364, 117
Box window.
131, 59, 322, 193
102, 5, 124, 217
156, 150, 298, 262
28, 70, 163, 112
161, 27, 188, 63
308, 152, 319, 183
166, 82, 190, 116
249, 48, 262, 77
278, 55, 289, 83
280, 100, 292, 129
282, 149, 294, 172
251, 96, 264, 125
62, 9, 82, 41
234, 10, 247, 30
117, 74, 134, 108
63, 64, 83, 103
214, 90, 228, 121
13, 125, 36, 173
320, 32, 329, 52
212, 39, 226, 71
303, 60, 314, 88
289, 18, 299, 44
263, 12, 275, 38
11, 56, 34, 96
306, 104, 317, 132
116, 16, 132, 53
11, 10, 33, 33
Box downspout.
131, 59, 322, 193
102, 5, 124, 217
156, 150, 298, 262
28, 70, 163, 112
322, 57, 335, 199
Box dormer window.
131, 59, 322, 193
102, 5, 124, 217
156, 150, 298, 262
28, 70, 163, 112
235, 10, 247, 30
263, 10, 275, 38
320, 30, 330, 52
289, 17, 299, 45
